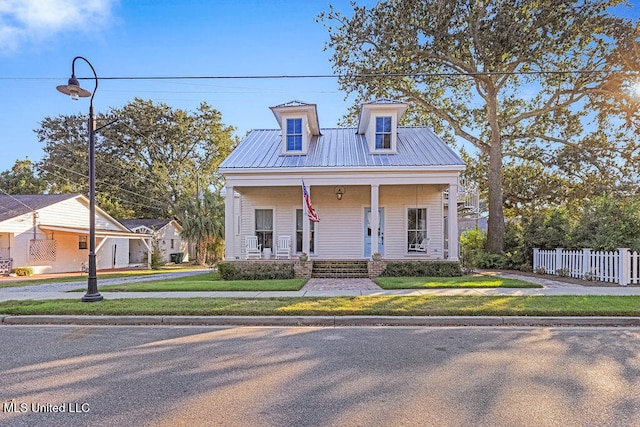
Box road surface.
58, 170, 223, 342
1, 325, 639, 426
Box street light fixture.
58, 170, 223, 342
57, 56, 103, 302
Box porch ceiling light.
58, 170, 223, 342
335, 186, 345, 200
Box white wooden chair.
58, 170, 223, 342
275, 235, 291, 259
245, 236, 262, 260
409, 237, 429, 252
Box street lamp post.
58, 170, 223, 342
56, 56, 103, 302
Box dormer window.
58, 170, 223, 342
357, 99, 408, 154
375, 117, 392, 149
287, 118, 303, 151
270, 101, 320, 155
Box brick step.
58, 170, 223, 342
311, 261, 369, 278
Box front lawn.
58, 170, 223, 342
0, 267, 204, 289
0, 296, 638, 316
75, 273, 307, 292
374, 275, 542, 289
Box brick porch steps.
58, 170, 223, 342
311, 260, 369, 278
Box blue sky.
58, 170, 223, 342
0, 0, 377, 172
0, 0, 638, 173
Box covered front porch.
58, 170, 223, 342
224, 172, 461, 262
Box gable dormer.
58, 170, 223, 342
357, 98, 408, 154
270, 101, 320, 155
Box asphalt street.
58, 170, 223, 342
1, 325, 639, 427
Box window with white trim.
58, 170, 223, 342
375, 116, 392, 149
255, 209, 273, 249
296, 209, 315, 253
286, 118, 303, 151
407, 208, 427, 252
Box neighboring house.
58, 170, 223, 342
219, 99, 468, 261
0, 194, 152, 275
118, 219, 188, 264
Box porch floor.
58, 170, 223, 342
302, 278, 382, 291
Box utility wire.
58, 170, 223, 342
46, 168, 169, 215
47, 163, 170, 211
1, 69, 635, 82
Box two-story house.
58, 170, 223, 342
219, 99, 466, 262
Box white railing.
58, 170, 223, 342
0, 258, 12, 274
533, 248, 639, 286
443, 180, 480, 214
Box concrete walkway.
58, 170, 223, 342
1, 271, 639, 302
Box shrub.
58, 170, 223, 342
11, 267, 33, 276
218, 262, 295, 280
460, 226, 486, 268
380, 261, 462, 277
474, 253, 508, 269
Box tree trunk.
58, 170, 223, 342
485, 91, 505, 254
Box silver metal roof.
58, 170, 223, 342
219, 127, 465, 170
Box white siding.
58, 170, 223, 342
237, 184, 446, 260
37, 198, 125, 231
155, 222, 187, 262
97, 238, 130, 270
380, 185, 443, 259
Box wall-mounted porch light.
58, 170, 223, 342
334, 186, 346, 200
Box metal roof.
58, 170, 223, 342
219, 127, 465, 170
0, 194, 78, 222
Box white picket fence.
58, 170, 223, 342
533, 248, 640, 286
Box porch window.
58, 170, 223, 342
255, 209, 273, 249
375, 116, 392, 149
286, 118, 303, 151
296, 209, 315, 253
407, 208, 427, 252
79, 235, 88, 250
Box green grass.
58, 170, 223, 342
374, 275, 542, 289
0, 296, 638, 316
76, 274, 307, 292
0, 267, 205, 289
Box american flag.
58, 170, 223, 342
302, 180, 320, 222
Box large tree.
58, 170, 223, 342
319, 0, 639, 253
36, 98, 238, 221
0, 159, 47, 195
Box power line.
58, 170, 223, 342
47, 163, 170, 212
1, 69, 635, 82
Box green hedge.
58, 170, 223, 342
218, 262, 295, 280
379, 261, 462, 277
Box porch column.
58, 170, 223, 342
370, 184, 379, 257
302, 186, 310, 255
146, 237, 152, 269
224, 185, 235, 260
448, 183, 460, 261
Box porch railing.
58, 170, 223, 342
0, 258, 13, 274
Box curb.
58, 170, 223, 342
2, 315, 640, 327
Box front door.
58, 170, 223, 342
364, 208, 384, 258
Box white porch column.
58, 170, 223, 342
146, 238, 151, 269
447, 183, 459, 261
370, 184, 379, 257
224, 185, 235, 260
302, 185, 310, 255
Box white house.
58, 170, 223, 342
119, 219, 189, 264
219, 99, 467, 262
0, 194, 152, 274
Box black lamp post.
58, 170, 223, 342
56, 56, 103, 302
